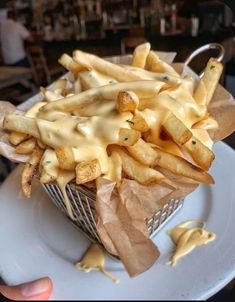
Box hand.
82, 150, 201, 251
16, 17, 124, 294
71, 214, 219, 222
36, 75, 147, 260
0, 277, 52, 301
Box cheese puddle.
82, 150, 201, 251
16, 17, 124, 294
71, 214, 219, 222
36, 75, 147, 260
75, 244, 119, 283
167, 220, 216, 266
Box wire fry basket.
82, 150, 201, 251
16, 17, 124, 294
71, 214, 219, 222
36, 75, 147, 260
42, 182, 184, 249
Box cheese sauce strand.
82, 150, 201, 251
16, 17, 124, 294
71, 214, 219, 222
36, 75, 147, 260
167, 220, 216, 266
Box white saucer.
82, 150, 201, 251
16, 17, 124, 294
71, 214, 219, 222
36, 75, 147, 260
0, 141, 235, 300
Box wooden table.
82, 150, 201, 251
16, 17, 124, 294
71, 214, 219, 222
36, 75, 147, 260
0, 66, 36, 97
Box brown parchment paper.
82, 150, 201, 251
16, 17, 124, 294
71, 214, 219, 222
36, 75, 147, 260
0, 55, 235, 277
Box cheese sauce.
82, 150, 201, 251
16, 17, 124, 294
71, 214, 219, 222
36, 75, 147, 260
36, 111, 132, 174
19, 78, 217, 220
75, 243, 119, 283
167, 220, 216, 266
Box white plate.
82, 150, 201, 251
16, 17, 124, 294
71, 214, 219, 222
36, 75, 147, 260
0, 141, 235, 300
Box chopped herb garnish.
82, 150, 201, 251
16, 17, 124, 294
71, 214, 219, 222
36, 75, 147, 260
27, 162, 32, 167
45, 161, 51, 165
109, 80, 116, 84
124, 137, 128, 141
164, 76, 169, 80
192, 140, 196, 145
126, 119, 135, 125
210, 65, 216, 70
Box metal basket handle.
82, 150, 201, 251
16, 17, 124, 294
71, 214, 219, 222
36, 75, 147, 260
184, 43, 225, 78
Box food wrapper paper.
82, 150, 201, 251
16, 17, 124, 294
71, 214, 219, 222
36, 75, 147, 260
0, 52, 235, 277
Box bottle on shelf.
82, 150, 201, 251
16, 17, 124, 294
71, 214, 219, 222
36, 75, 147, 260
171, 3, 177, 32
160, 16, 166, 35
191, 15, 199, 37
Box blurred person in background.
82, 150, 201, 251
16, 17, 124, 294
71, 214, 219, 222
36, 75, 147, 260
0, 9, 33, 67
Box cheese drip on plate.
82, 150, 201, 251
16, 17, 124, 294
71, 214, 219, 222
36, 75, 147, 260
75, 244, 119, 284
167, 220, 216, 266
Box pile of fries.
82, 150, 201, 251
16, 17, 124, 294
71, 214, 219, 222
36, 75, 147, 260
3, 43, 223, 207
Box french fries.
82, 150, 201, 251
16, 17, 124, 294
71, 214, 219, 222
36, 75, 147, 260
127, 139, 214, 184
194, 58, 223, 105
55, 145, 76, 171
76, 159, 101, 185
8, 131, 29, 146
127, 112, 149, 132
152, 146, 214, 184
79, 70, 117, 90
163, 113, 215, 170
132, 42, 151, 68
146, 51, 179, 77
163, 113, 192, 145
15, 138, 36, 154
183, 137, 215, 171
22, 146, 44, 198
118, 128, 141, 146
49, 78, 67, 91
4, 115, 40, 138
58, 53, 85, 74
40, 149, 59, 184
43, 90, 64, 102
39, 80, 166, 114
3, 42, 222, 205
113, 146, 166, 185
192, 117, 218, 130
116, 91, 139, 113
73, 50, 142, 82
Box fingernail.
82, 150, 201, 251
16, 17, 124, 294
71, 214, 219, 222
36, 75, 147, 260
21, 278, 49, 297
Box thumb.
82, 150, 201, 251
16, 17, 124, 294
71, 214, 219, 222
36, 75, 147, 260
0, 277, 53, 301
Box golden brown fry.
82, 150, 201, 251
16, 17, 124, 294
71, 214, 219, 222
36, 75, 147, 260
58, 53, 85, 74
37, 139, 46, 149
55, 145, 76, 171
132, 42, 151, 68
163, 113, 192, 145
4, 115, 40, 139
73, 50, 143, 82
75, 159, 101, 185
40, 149, 59, 184
183, 137, 215, 171
153, 146, 214, 183
8, 131, 29, 146
116, 91, 139, 113
40, 81, 165, 114
127, 139, 214, 184
194, 58, 223, 105
193, 80, 207, 106
118, 128, 141, 146
15, 138, 36, 154
192, 117, 219, 130
44, 90, 63, 102
79, 70, 117, 90
128, 112, 149, 132
113, 146, 166, 185
162, 113, 214, 170
146, 51, 179, 77
22, 146, 44, 198
49, 78, 67, 94
25, 102, 47, 118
